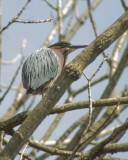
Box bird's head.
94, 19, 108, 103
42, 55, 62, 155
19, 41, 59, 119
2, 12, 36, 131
48, 41, 87, 56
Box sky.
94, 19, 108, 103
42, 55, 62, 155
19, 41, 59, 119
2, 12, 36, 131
1, 0, 128, 159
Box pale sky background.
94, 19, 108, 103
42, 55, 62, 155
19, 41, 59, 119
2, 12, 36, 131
1, 0, 128, 159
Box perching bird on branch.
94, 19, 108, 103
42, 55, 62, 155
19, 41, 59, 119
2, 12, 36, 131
22, 41, 87, 95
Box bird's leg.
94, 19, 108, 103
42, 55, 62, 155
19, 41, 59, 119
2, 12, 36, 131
41, 89, 45, 98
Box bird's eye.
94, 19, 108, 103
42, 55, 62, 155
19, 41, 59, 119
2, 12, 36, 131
62, 43, 71, 48
62, 44, 66, 47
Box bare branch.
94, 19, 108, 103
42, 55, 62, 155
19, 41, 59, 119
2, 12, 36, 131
87, 0, 98, 37
0, 39, 27, 102
0, 83, 18, 90
120, 0, 128, 11
0, 58, 24, 102
57, 0, 63, 40
90, 54, 109, 80
1, 54, 22, 65
44, 0, 74, 46
20, 142, 29, 160
43, 0, 57, 10
15, 18, 52, 24
72, 74, 109, 97
0, 0, 32, 33
52, 96, 128, 114
29, 139, 81, 157
111, 31, 128, 74
80, 119, 128, 159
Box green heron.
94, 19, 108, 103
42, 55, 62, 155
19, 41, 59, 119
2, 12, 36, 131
22, 41, 87, 95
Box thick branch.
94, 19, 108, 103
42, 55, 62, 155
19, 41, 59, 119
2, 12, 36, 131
29, 140, 128, 157
52, 96, 128, 114
71, 11, 128, 72
1, 96, 127, 132
0, 111, 30, 134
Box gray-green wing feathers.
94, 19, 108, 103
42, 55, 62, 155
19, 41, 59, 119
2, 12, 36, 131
22, 48, 59, 91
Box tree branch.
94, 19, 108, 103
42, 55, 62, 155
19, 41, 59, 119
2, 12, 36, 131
0, 0, 32, 33
80, 119, 128, 159
15, 18, 52, 24
52, 96, 128, 114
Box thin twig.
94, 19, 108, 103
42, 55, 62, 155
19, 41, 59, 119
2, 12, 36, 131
90, 54, 109, 80
43, 0, 57, 10
0, 58, 24, 102
64, 0, 102, 42
58, 0, 63, 40
20, 142, 29, 160
72, 74, 109, 97
0, 0, 32, 33
1, 54, 22, 65
44, 0, 74, 46
1, 39, 27, 65
87, 0, 98, 37
82, 74, 92, 136
75, 106, 118, 160
0, 83, 18, 90
80, 113, 127, 160
15, 18, 52, 24
64, 11, 74, 35
87, 0, 107, 58
68, 54, 109, 160
67, 74, 93, 160
0, 39, 27, 102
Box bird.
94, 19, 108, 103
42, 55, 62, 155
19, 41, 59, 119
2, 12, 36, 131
22, 41, 87, 95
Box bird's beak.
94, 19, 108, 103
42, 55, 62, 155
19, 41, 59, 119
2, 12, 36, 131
69, 44, 88, 50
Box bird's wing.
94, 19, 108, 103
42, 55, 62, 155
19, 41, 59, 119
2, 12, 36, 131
22, 48, 59, 90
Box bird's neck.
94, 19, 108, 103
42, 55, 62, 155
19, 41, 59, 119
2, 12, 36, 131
52, 49, 67, 72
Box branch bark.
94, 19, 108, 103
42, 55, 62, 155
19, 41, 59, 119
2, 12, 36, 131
52, 96, 128, 114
